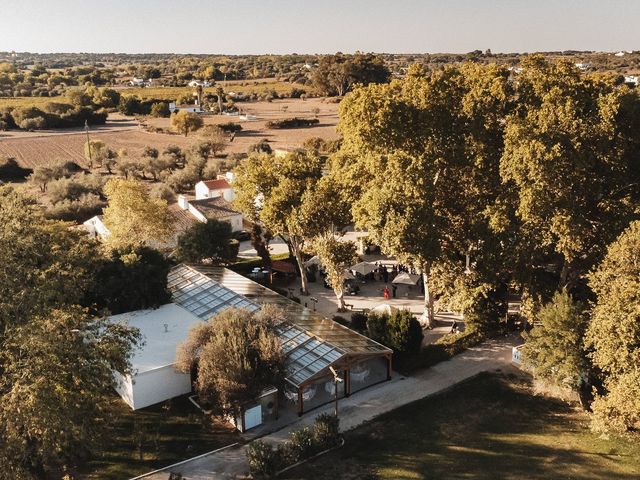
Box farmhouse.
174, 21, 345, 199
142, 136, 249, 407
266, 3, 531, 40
112, 264, 392, 427
169, 101, 204, 113
177, 194, 243, 232
195, 177, 234, 201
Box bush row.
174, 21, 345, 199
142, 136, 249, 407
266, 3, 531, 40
0, 104, 107, 130
265, 117, 319, 129
395, 330, 485, 373
246, 414, 340, 478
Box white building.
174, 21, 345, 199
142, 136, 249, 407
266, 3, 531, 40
112, 303, 203, 409
624, 75, 639, 86
188, 80, 212, 88
195, 178, 234, 201
111, 264, 392, 431
82, 215, 110, 240
130, 77, 151, 87
178, 194, 243, 232
169, 102, 204, 114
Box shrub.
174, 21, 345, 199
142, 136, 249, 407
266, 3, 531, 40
350, 312, 368, 333
218, 121, 243, 133
387, 310, 424, 355
150, 102, 170, 118
265, 117, 319, 129
313, 413, 340, 450
396, 330, 485, 373
246, 440, 281, 478
248, 139, 272, 154
150, 183, 176, 203
366, 313, 388, 345
287, 426, 315, 462
19, 116, 46, 130
0, 158, 32, 182
45, 193, 105, 223
332, 315, 349, 327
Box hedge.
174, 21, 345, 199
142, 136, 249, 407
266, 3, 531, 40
247, 414, 340, 478
265, 117, 319, 129
395, 329, 485, 374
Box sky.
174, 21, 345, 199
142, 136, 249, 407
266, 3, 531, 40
0, 0, 638, 55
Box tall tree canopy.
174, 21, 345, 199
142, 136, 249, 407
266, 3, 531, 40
311, 53, 390, 97
501, 56, 640, 292
234, 152, 344, 294
0, 187, 139, 478
335, 63, 512, 322
586, 221, 640, 433
102, 178, 174, 249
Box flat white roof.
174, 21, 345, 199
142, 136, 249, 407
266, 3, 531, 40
110, 303, 203, 374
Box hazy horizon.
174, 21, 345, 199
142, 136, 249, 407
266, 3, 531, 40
1, 0, 638, 55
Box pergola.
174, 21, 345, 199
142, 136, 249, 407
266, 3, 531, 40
191, 265, 393, 415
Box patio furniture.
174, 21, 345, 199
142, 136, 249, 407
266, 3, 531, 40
284, 385, 317, 402
350, 364, 370, 383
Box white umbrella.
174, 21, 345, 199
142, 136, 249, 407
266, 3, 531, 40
343, 269, 355, 280
350, 261, 377, 275
392, 272, 420, 285
371, 303, 399, 315
304, 255, 322, 267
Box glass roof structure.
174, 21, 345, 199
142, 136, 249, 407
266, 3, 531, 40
187, 265, 392, 388
168, 264, 259, 319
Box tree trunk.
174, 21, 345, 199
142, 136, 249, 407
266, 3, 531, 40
293, 244, 309, 295
422, 263, 435, 327
335, 288, 346, 311
559, 256, 570, 289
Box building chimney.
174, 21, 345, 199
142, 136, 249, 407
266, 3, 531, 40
178, 195, 189, 210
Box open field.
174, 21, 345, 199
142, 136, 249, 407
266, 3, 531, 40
82, 394, 239, 480
284, 372, 640, 480
117, 77, 315, 100
0, 98, 339, 169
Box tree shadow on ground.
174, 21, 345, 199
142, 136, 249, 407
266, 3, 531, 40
283, 373, 640, 480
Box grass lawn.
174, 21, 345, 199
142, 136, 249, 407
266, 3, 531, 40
284, 372, 640, 480
81, 394, 240, 479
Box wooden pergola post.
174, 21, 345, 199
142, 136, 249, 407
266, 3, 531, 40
344, 368, 351, 397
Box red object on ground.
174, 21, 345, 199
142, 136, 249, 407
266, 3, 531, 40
383, 287, 390, 299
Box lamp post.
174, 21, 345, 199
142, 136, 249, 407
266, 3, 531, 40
329, 366, 343, 418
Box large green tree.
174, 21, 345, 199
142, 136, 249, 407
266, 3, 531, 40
523, 290, 589, 390
102, 178, 174, 249
175, 219, 239, 264
0, 187, 139, 478
585, 221, 640, 433
234, 152, 336, 295
336, 63, 512, 323
501, 56, 640, 292
175, 306, 285, 418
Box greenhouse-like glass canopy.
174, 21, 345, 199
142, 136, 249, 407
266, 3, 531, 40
172, 265, 392, 391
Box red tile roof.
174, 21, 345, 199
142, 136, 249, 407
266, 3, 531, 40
202, 179, 231, 190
